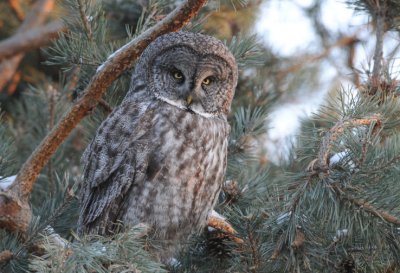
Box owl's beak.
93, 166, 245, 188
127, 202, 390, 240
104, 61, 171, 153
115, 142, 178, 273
186, 95, 193, 106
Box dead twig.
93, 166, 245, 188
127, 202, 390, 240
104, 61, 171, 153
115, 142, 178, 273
0, 0, 207, 233
277, 34, 360, 81
7, 0, 24, 21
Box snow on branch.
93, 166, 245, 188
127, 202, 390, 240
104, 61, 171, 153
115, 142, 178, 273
316, 115, 382, 171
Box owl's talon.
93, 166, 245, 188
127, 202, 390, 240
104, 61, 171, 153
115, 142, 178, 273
207, 211, 243, 244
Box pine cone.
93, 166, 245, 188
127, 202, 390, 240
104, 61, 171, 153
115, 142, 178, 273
338, 256, 356, 273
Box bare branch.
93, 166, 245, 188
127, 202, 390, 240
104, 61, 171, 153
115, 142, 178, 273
277, 34, 360, 81
0, 21, 66, 61
0, 0, 56, 91
7, 0, 24, 21
0, 0, 207, 233
371, 2, 386, 84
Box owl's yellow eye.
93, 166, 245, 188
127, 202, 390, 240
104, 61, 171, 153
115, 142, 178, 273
173, 71, 183, 80
202, 77, 211, 85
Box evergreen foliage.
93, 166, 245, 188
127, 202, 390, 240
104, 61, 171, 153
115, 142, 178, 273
1, 0, 400, 272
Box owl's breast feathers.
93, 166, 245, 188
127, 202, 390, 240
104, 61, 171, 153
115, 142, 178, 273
78, 96, 229, 242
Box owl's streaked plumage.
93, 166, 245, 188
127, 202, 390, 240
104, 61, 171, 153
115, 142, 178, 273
78, 31, 238, 260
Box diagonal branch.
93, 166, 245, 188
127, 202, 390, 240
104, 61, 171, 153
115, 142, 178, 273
0, 21, 66, 61
0, 0, 56, 91
276, 34, 360, 81
342, 193, 400, 225
0, 0, 207, 233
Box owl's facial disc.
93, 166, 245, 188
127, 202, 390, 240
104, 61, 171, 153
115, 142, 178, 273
150, 46, 234, 118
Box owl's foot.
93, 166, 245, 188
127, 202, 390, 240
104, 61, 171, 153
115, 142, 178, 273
207, 210, 243, 244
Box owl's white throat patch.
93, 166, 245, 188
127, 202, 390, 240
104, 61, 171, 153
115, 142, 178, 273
155, 94, 216, 118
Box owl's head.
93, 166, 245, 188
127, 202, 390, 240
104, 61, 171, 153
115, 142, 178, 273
131, 31, 238, 118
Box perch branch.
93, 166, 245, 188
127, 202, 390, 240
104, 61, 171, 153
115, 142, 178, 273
0, 0, 207, 233
0, 20, 66, 61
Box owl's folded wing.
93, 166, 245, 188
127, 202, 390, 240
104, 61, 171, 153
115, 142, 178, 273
78, 98, 152, 232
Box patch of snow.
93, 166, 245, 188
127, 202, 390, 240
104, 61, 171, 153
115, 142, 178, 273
0, 175, 16, 191
210, 210, 226, 221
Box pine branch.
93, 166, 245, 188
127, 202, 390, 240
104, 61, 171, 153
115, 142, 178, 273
76, 0, 93, 41
0, 20, 66, 61
245, 220, 259, 273
272, 114, 391, 262
0, 0, 207, 234
336, 187, 400, 226
316, 115, 382, 170
313, 115, 400, 225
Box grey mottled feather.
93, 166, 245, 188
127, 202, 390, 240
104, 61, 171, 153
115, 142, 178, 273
78, 31, 237, 260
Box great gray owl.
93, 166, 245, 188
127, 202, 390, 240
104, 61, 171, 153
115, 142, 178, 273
77, 31, 238, 260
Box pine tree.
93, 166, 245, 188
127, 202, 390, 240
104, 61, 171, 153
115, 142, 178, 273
1, 0, 400, 272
